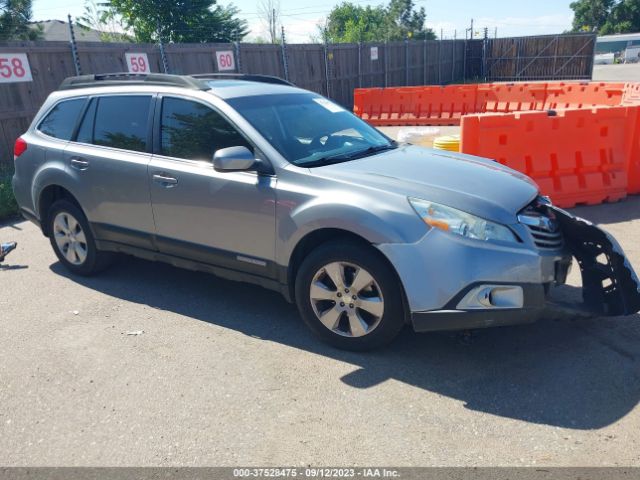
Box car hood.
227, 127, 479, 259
310, 145, 539, 224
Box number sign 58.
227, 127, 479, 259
125, 53, 150, 73
0, 53, 33, 83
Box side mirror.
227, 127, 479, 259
213, 146, 256, 172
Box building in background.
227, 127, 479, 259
28, 20, 128, 42
596, 32, 640, 63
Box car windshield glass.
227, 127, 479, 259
226, 93, 395, 167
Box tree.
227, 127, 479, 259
386, 0, 431, 40
76, 0, 131, 42
258, 0, 280, 44
105, 0, 248, 43
0, 0, 42, 41
603, 0, 640, 33
324, 3, 387, 42
570, 0, 640, 33
323, 0, 435, 43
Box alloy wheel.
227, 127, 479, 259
53, 211, 88, 266
309, 261, 385, 337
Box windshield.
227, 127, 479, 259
226, 93, 396, 167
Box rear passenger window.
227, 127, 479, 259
160, 97, 251, 161
90, 96, 151, 152
38, 98, 85, 140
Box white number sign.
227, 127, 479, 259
125, 53, 150, 73
371, 46, 379, 61
216, 50, 236, 71
0, 53, 33, 83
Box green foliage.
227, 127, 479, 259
0, 169, 18, 221
0, 0, 42, 41
570, 0, 640, 34
323, 0, 435, 43
105, 0, 248, 43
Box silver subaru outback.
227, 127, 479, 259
12, 73, 640, 350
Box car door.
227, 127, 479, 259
64, 94, 156, 250
148, 95, 277, 277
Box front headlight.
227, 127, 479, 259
408, 198, 518, 243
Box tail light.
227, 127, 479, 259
14, 137, 27, 159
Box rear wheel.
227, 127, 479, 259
48, 200, 113, 276
295, 241, 405, 351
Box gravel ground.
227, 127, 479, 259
1, 196, 639, 466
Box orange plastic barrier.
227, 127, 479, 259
354, 85, 476, 126
476, 83, 547, 113
624, 106, 640, 195
414, 85, 478, 124
461, 107, 629, 208
544, 82, 626, 110
622, 82, 640, 106
354, 82, 640, 199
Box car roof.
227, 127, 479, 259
205, 80, 307, 99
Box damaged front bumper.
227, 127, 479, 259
409, 205, 640, 333
548, 206, 640, 318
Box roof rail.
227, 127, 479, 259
59, 73, 210, 91
190, 73, 294, 86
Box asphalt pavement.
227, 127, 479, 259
1, 196, 639, 466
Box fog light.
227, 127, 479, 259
457, 285, 524, 310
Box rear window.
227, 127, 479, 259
77, 96, 151, 153
37, 98, 85, 140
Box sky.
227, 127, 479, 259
32, 0, 576, 43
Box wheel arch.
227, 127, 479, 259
37, 185, 84, 237
285, 228, 411, 324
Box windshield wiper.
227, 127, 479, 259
300, 142, 398, 168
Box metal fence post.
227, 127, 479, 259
324, 41, 331, 98
157, 20, 169, 73
358, 42, 362, 88
234, 41, 242, 73
280, 25, 289, 82
438, 37, 442, 85
405, 37, 409, 85
384, 41, 388, 87
463, 39, 467, 82
423, 37, 427, 84
67, 14, 82, 76
451, 32, 456, 82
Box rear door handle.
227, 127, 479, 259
70, 157, 89, 170
153, 174, 178, 187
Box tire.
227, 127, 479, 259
295, 240, 406, 351
47, 199, 113, 276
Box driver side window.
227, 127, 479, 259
160, 97, 252, 161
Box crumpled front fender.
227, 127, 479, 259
552, 206, 640, 317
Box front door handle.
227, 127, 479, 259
153, 174, 178, 187
70, 157, 89, 170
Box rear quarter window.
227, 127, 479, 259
37, 98, 85, 140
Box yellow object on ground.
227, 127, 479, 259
432, 134, 460, 152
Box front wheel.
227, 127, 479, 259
295, 241, 406, 351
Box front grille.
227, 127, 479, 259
518, 197, 564, 250
525, 224, 564, 250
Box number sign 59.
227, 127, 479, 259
0, 53, 33, 83
216, 50, 236, 71
125, 53, 150, 73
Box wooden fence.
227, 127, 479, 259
483, 34, 596, 81
0, 34, 595, 167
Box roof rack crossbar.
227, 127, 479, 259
190, 73, 294, 86
58, 72, 294, 91
59, 73, 210, 91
